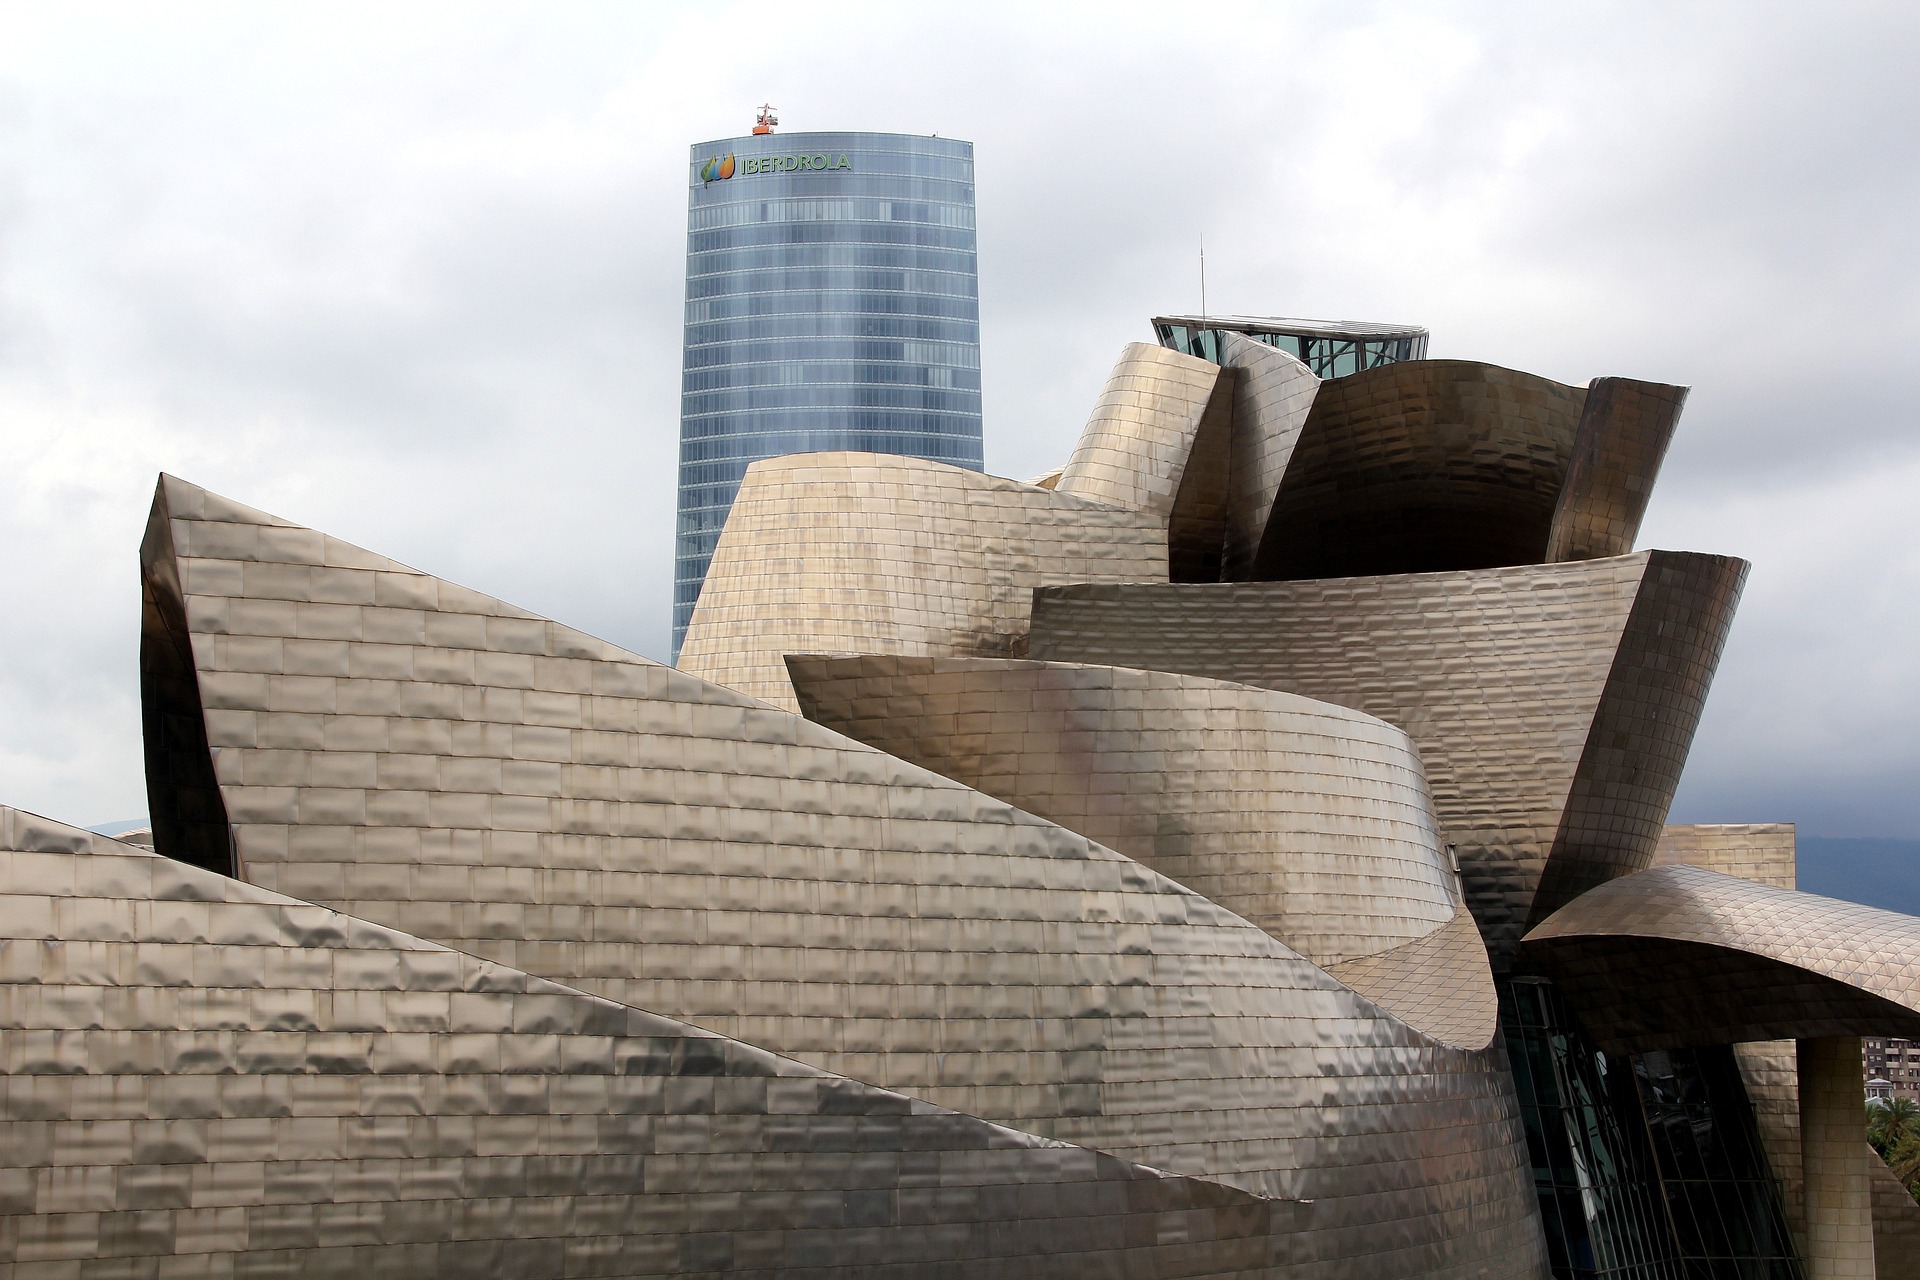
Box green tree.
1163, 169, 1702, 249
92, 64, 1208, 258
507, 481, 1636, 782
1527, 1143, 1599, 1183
1869, 1095, 1919, 1151
1869, 1096, 1920, 1202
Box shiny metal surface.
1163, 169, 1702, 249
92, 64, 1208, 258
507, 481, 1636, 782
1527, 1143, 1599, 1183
1051, 343, 1234, 582
1052, 342, 1226, 521
1522, 864, 1920, 1050
1324, 909, 1500, 1049
1028, 552, 1746, 966
119, 472, 1551, 1278
1525, 553, 1749, 924
1652, 824, 1920, 1278
1544, 378, 1686, 563
785, 653, 1459, 968
1217, 332, 1318, 581
0, 804, 1313, 1278
786, 650, 1498, 1048
677, 453, 1166, 709
1250, 359, 1586, 580
18, 307, 1914, 1276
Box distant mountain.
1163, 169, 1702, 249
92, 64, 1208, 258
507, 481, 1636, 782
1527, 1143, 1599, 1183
1797, 837, 1920, 916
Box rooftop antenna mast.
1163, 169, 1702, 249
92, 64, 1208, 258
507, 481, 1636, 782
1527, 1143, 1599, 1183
1199, 235, 1208, 321
753, 104, 778, 136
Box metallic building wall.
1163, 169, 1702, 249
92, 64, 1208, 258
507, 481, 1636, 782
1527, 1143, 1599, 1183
1251, 359, 1587, 580
784, 653, 1462, 972
1656, 822, 1811, 1254
0, 804, 1322, 1279
127, 473, 1551, 1278
1323, 910, 1499, 1049
678, 453, 1167, 710
1523, 864, 1920, 1050
20, 299, 1920, 1278
1526, 552, 1748, 923
1027, 551, 1745, 966
1545, 378, 1687, 564
1053, 343, 1225, 520
1217, 331, 1319, 581
139, 493, 236, 878
1050, 343, 1234, 581
675, 132, 983, 660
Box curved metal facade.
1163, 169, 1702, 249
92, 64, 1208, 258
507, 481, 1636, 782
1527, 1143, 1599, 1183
6, 308, 1920, 1277
677, 453, 1166, 710
1254, 359, 1587, 579
674, 131, 983, 660
1523, 864, 1920, 1050
100, 471, 1547, 1277
1026, 552, 1748, 965
1545, 377, 1687, 563
0, 804, 1305, 1278
1216, 332, 1320, 580
785, 653, 1463, 972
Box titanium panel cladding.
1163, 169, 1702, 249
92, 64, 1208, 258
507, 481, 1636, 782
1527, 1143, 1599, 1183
0, 805, 1305, 1279
122, 472, 1550, 1279
674, 131, 984, 659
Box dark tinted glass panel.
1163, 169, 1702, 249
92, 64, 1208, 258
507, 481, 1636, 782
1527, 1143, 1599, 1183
1500, 977, 1684, 1280
1633, 1047, 1803, 1279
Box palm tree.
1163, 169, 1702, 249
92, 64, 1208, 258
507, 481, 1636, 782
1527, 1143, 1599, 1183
1870, 1096, 1920, 1154
1870, 1096, 1920, 1203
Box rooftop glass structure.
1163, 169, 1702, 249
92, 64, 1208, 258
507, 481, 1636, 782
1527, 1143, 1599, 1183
1154, 313, 1429, 377
673, 129, 983, 660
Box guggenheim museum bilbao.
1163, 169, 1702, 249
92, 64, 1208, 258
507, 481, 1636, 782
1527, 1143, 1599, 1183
8, 312, 1920, 1280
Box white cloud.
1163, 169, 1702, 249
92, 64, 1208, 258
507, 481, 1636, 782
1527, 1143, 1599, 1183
1, 0, 1915, 833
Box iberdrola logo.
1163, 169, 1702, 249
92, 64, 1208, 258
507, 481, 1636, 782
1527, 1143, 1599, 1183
699, 153, 736, 182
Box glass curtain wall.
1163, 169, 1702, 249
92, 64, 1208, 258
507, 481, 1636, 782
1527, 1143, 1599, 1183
1634, 1048, 1804, 1278
1153, 321, 1426, 378
673, 131, 984, 660
1502, 978, 1685, 1280
1501, 978, 1807, 1280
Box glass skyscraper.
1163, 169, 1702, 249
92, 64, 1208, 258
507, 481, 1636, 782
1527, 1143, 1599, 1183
672, 128, 984, 660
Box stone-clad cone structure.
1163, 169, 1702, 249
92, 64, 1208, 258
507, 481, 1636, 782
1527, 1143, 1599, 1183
4, 315, 1917, 1278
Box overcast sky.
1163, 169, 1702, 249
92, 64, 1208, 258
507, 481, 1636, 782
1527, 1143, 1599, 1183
2, 1, 1916, 837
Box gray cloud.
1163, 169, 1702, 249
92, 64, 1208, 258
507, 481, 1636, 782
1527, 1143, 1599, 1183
1, 1, 1915, 836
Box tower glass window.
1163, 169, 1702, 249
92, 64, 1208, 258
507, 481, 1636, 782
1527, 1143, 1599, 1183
673, 130, 984, 660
